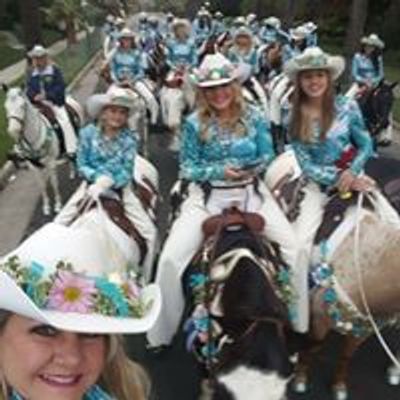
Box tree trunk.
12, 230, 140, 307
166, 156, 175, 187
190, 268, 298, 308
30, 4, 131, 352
284, 0, 297, 29
344, 0, 369, 83
18, 0, 42, 50
66, 17, 78, 45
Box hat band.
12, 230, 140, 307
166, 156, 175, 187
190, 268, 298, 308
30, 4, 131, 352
196, 65, 235, 85
2, 256, 150, 319
296, 54, 328, 68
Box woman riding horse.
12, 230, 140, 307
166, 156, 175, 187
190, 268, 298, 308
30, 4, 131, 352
147, 53, 308, 350
284, 46, 400, 323
54, 87, 157, 282
26, 45, 77, 157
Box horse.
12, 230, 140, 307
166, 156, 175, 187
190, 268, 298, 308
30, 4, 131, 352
356, 79, 398, 147
265, 151, 400, 400
182, 208, 293, 400
3, 85, 83, 215
54, 153, 160, 282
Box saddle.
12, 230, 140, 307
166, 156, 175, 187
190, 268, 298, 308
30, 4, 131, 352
202, 207, 265, 240
34, 101, 66, 154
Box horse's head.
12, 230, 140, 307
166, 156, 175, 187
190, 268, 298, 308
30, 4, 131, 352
360, 80, 398, 135
204, 225, 291, 399
3, 86, 28, 141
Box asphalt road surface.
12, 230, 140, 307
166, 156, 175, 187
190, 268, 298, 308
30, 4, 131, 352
19, 129, 400, 400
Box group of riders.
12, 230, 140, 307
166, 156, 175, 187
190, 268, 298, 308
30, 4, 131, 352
1, 3, 399, 399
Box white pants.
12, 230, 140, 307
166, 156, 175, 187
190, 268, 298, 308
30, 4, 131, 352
52, 105, 77, 155
133, 80, 159, 124
147, 181, 308, 347
54, 182, 157, 281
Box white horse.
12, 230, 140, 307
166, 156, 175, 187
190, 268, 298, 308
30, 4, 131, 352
159, 69, 195, 150
54, 154, 160, 282
3, 86, 83, 215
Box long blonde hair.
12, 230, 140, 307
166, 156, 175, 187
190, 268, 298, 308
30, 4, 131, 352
288, 70, 335, 143
196, 81, 247, 142
0, 312, 150, 400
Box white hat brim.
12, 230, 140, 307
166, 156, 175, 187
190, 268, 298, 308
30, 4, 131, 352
285, 55, 345, 81
196, 76, 236, 88
0, 271, 162, 334
86, 93, 135, 119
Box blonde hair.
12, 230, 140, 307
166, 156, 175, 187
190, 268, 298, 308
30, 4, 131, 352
101, 335, 150, 400
0, 312, 150, 400
196, 81, 247, 142
288, 70, 335, 143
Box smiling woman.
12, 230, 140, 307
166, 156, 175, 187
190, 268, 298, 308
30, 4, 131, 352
0, 311, 149, 400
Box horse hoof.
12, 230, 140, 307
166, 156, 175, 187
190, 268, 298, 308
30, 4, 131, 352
292, 378, 308, 394
387, 367, 400, 386
333, 385, 348, 400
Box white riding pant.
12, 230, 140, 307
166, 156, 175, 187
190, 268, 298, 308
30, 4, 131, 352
133, 81, 159, 124
54, 182, 157, 281
147, 180, 308, 347
52, 105, 77, 154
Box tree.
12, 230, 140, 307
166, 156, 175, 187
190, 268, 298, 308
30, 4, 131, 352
344, 0, 369, 82
18, 0, 42, 50
42, 0, 86, 45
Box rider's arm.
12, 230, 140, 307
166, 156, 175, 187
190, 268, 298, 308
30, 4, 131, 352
46, 66, 65, 106
254, 108, 275, 168
179, 116, 225, 182
77, 125, 99, 183
372, 55, 384, 86
347, 99, 374, 176
351, 54, 366, 85
26, 73, 39, 101
292, 141, 339, 186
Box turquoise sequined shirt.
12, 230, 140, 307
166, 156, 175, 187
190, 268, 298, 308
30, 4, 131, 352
291, 96, 373, 187
351, 52, 384, 87
228, 47, 259, 75
180, 105, 275, 182
77, 123, 137, 188
166, 38, 198, 68
110, 48, 146, 83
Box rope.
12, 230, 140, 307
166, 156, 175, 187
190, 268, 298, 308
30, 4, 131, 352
353, 191, 400, 369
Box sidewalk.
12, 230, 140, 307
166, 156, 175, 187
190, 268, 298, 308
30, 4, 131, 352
0, 31, 88, 85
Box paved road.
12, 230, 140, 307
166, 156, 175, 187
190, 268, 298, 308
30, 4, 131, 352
1, 66, 400, 398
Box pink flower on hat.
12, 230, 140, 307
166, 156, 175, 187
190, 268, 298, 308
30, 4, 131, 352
47, 271, 97, 313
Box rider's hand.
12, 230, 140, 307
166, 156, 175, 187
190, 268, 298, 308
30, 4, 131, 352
87, 183, 104, 200
337, 169, 356, 193
224, 166, 249, 181
350, 175, 376, 193
34, 93, 45, 101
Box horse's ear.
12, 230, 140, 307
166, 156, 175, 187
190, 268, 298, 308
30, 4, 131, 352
1, 83, 8, 93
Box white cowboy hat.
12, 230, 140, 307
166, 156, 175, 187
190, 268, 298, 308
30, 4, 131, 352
106, 14, 115, 23
118, 27, 135, 40
191, 53, 240, 88
172, 18, 191, 31
114, 17, 125, 26
361, 33, 385, 49
234, 26, 253, 40
289, 26, 309, 41
28, 44, 48, 58
233, 16, 246, 26
0, 223, 161, 334
284, 47, 345, 81
262, 16, 281, 30
304, 21, 318, 33
86, 87, 137, 119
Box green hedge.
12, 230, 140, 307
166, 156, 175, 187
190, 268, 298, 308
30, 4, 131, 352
0, 29, 102, 167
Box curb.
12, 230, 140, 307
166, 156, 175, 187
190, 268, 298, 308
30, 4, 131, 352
0, 49, 102, 190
